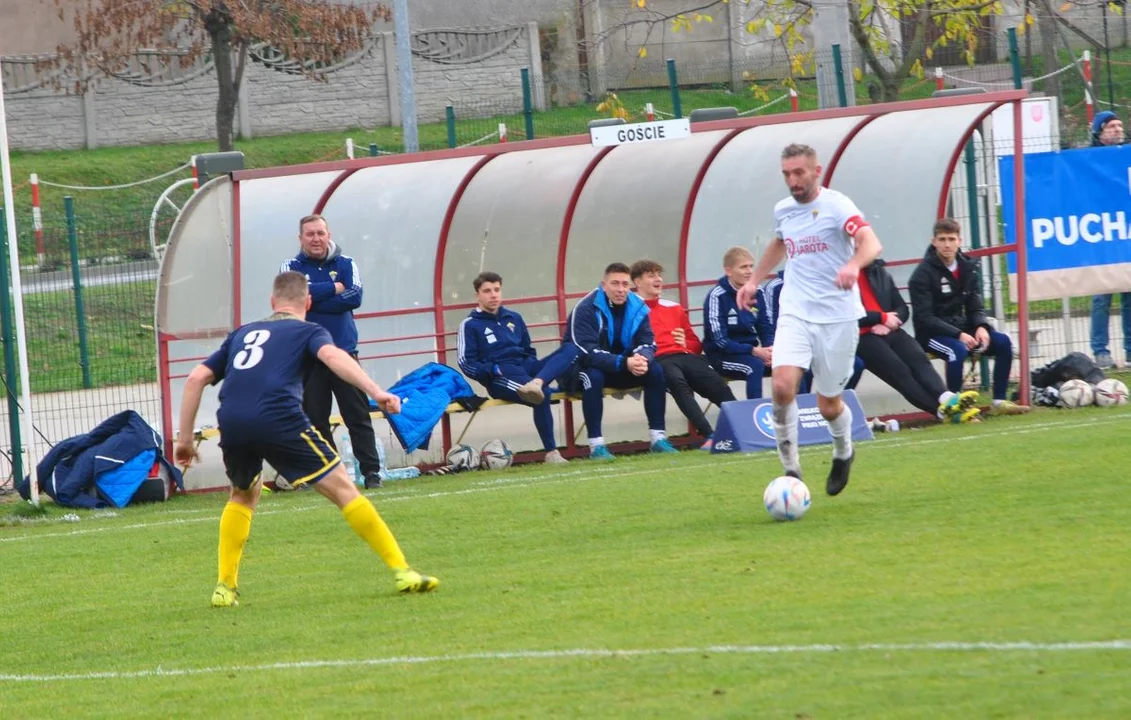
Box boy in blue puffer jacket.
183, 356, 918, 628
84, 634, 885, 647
562, 263, 674, 460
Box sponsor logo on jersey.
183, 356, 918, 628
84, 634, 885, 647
783, 236, 831, 259
506, 322, 516, 332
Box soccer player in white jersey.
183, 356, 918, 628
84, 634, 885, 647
737, 143, 882, 496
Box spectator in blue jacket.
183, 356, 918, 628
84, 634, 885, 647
563, 262, 675, 460
703, 247, 774, 399
280, 214, 383, 489
457, 271, 577, 465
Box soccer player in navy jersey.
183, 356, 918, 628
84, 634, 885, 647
174, 271, 437, 607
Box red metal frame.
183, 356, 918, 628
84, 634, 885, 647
158, 335, 174, 457
555, 146, 615, 452
231, 180, 243, 327
822, 116, 878, 185
934, 104, 1004, 220
312, 169, 360, 214
1012, 100, 1031, 404
677, 129, 742, 309
432, 154, 495, 450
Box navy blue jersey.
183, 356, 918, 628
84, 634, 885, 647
203, 316, 334, 442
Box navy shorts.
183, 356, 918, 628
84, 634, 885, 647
220, 425, 340, 491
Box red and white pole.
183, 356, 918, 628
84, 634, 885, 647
646, 102, 655, 121
790, 88, 798, 112
1083, 50, 1095, 126
935, 67, 944, 91
190, 155, 199, 190
29, 173, 44, 264
498, 123, 508, 143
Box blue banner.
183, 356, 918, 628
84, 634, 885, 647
710, 391, 874, 454
1000, 145, 1131, 273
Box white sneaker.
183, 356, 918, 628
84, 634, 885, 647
543, 449, 569, 465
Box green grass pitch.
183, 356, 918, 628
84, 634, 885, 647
2, 407, 1129, 717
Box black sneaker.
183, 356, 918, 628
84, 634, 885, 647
826, 452, 854, 496
364, 471, 384, 489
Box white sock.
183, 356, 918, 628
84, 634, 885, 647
649, 429, 666, 443
828, 405, 854, 460
992, 399, 1005, 407
771, 401, 801, 475
588, 436, 605, 448
937, 391, 956, 419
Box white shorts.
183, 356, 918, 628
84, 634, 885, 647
771, 314, 860, 397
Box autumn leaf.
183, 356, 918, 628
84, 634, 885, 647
635, 0, 647, 8
852, 67, 863, 82
925, 47, 934, 60
638, 46, 648, 58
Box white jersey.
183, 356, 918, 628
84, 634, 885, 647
772, 188, 868, 324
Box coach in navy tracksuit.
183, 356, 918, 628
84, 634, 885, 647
563, 262, 673, 460
280, 214, 382, 488
702, 248, 774, 399
458, 271, 578, 465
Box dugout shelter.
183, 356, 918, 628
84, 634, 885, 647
157, 90, 1032, 477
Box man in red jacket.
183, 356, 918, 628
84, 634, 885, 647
630, 260, 736, 449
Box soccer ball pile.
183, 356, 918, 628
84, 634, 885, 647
763, 475, 811, 521
1057, 378, 1128, 408
445, 439, 514, 472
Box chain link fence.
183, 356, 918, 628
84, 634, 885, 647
0, 202, 160, 490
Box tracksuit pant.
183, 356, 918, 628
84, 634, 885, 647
925, 330, 1013, 400
304, 353, 381, 476
706, 352, 766, 399
487, 345, 581, 452
657, 353, 736, 437
857, 330, 947, 415
578, 362, 667, 439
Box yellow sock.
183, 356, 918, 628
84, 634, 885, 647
342, 496, 407, 571
217, 502, 254, 588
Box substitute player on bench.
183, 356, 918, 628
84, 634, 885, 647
174, 271, 438, 607
738, 143, 882, 497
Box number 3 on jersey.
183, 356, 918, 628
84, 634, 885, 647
233, 329, 271, 370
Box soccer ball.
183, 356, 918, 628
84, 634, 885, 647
1093, 378, 1129, 406
763, 475, 811, 521
446, 444, 480, 471
480, 438, 514, 470
1057, 379, 1094, 408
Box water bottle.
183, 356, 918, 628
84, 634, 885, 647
339, 433, 363, 487
382, 466, 421, 481
375, 436, 388, 475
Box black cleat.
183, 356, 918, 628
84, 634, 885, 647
826, 452, 854, 496
364, 471, 384, 489
785, 469, 803, 481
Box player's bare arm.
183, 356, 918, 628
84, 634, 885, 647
739, 238, 786, 310
174, 364, 216, 466
316, 344, 401, 414
837, 226, 883, 290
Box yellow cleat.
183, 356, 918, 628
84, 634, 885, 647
211, 582, 239, 608
951, 407, 982, 424
395, 568, 440, 594
990, 400, 1031, 416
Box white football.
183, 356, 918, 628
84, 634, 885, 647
480, 438, 514, 470
763, 475, 811, 522
1093, 377, 1129, 407
446, 444, 480, 471
1057, 379, 1094, 408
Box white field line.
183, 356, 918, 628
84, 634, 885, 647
1, 640, 1129, 683
2, 413, 1128, 545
